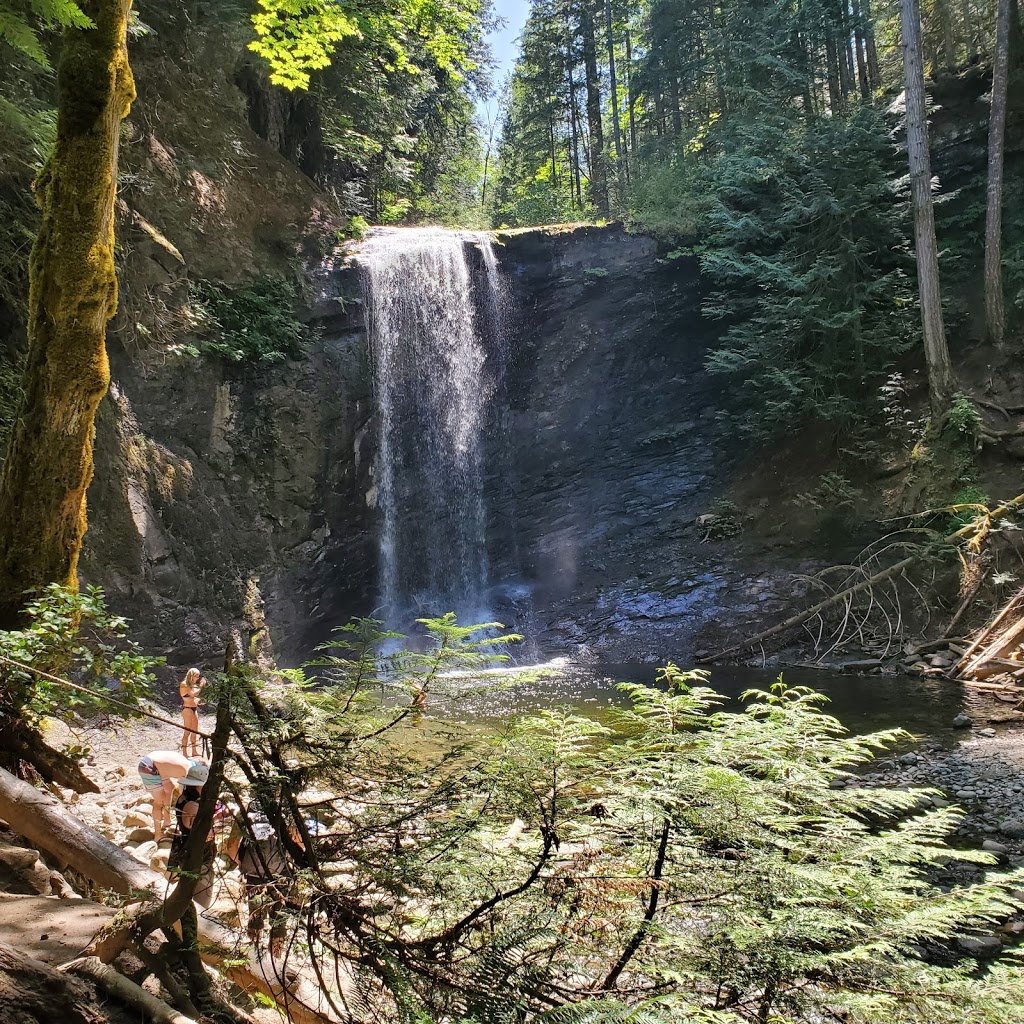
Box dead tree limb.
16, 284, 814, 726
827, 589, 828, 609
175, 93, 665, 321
700, 493, 1024, 663
951, 583, 1024, 674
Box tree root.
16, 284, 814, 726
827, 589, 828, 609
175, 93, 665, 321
60, 956, 198, 1024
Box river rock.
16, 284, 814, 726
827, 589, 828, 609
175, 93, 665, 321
126, 827, 154, 844
952, 713, 973, 728
978, 728, 997, 738
131, 840, 158, 864
898, 752, 918, 766
982, 839, 1008, 854
124, 809, 151, 828
956, 935, 1002, 957
999, 818, 1024, 839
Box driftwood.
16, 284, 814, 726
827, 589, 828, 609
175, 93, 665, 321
61, 956, 198, 1024
701, 493, 1024, 664
0, 767, 348, 1024
952, 583, 1024, 676
962, 616, 1024, 679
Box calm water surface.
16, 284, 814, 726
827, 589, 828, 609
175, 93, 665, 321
424, 661, 965, 747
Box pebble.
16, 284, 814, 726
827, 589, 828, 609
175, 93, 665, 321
982, 840, 1009, 854
952, 714, 973, 728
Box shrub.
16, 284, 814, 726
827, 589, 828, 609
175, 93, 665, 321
0, 584, 159, 727
190, 275, 307, 364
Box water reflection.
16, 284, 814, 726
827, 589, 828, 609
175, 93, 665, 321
427, 660, 965, 745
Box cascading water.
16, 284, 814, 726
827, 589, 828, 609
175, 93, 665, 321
356, 227, 507, 630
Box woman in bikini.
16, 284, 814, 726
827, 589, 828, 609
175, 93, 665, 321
179, 667, 204, 757
137, 751, 208, 842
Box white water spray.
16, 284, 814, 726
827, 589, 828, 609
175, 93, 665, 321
355, 227, 507, 629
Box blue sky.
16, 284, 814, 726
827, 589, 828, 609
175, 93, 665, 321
477, 0, 530, 127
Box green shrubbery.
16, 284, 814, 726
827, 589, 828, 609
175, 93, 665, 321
188, 617, 1024, 1022
0, 584, 158, 730
11, 604, 1024, 1020
189, 275, 308, 364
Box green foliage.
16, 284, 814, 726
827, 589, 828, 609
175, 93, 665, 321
0, 584, 158, 721
241, 644, 1024, 1022
189, 275, 307, 364
250, 0, 483, 91
698, 497, 741, 540
945, 484, 990, 532
945, 394, 982, 439
695, 106, 918, 436
0, 0, 92, 68
249, 0, 362, 90
800, 472, 864, 531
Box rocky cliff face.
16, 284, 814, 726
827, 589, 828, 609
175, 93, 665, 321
84, 222, 808, 669
480, 226, 803, 661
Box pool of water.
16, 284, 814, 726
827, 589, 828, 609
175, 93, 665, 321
424, 660, 967, 746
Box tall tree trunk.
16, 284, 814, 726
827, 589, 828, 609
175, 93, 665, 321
838, 0, 856, 96
579, 1, 607, 213
0, 0, 135, 627
825, 31, 844, 112
852, 0, 871, 97
566, 24, 584, 207
624, 26, 638, 160
985, 0, 1012, 348
900, 0, 957, 419
962, 0, 978, 61
604, 0, 624, 176
862, 0, 882, 88
937, 0, 958, 71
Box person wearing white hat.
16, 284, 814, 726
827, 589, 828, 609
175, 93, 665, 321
136, 750, 209, 842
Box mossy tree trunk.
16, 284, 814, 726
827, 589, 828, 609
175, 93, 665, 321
0, 0, 135, 628
899, 0, 956, 421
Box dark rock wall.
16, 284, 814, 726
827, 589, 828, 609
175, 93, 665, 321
84, 224, 807, 669
481, 226, 799, 661
83, 298, 374, 666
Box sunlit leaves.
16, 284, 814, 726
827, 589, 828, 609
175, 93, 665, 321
0, 0, 92, 69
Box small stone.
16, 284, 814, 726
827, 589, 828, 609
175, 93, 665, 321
952, 713, 973, 728
126, 827, 154, 844
899, 752, 919, 766
131, 841, 158, 864
978, 728, 997, 738
123, 809, 151, 828
999, 818, 1024, 839
982, 840, 1008, 854
956, 935, 1002, 957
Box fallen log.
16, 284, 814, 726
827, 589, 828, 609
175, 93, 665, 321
700, 493, 1024, 664
0, 767, 349, 1024
60, 956, 198, 1024
962, 614, 1024, 679
0, 940, 99, 1024
952, 583, 1024, 675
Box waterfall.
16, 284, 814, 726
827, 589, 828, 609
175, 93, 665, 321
356, 227, 507, 630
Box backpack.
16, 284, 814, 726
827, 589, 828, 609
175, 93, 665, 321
236, 821, 288, 878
